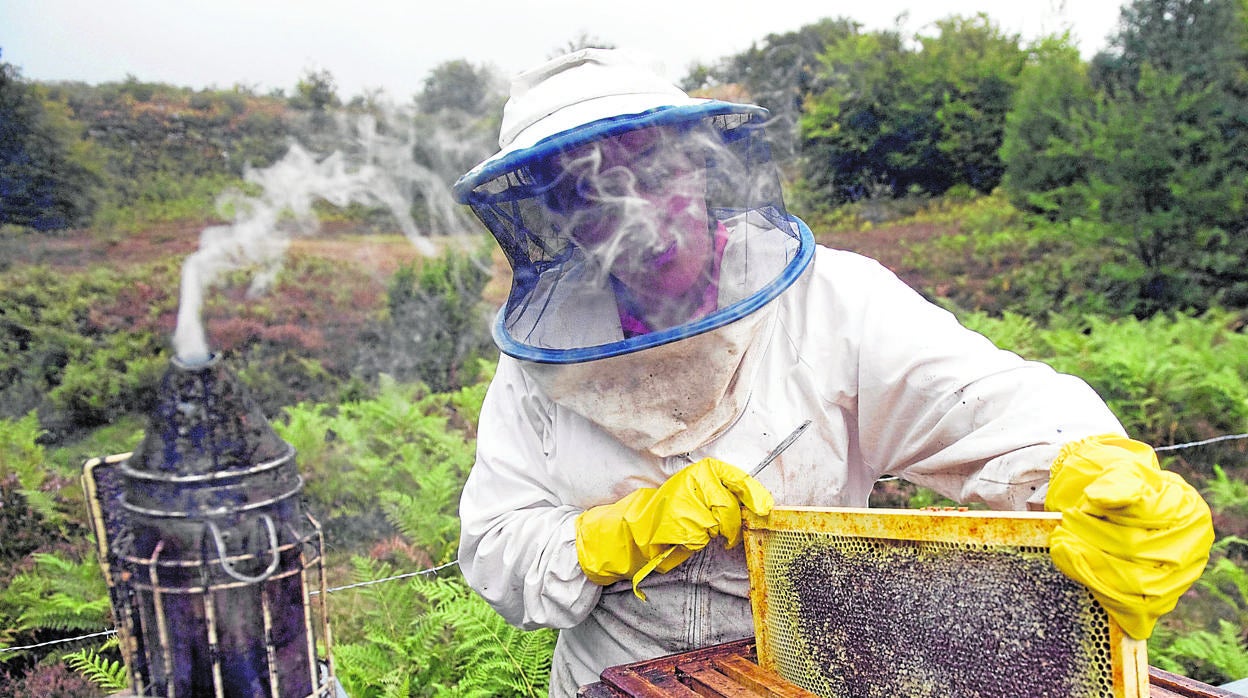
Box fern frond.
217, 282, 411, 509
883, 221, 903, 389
1165, 620, 1248, 681
63, 645, 130, 691
1205, 465, 1248, 516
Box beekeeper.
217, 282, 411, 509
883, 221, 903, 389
453, 48, 1214, 697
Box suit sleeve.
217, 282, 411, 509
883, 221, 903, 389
456, 356, 602, 629
833, 254, 1125, 509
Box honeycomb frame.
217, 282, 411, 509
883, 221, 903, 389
743, 507, 1149, 698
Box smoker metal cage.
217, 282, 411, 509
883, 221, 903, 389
81, 356, 336, 698
742, 507, 1149, 698
84, 455, 336, 698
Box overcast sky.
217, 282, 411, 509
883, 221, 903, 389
2, 0, 1126, 101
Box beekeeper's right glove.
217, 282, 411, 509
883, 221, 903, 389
575, 458, 773, 600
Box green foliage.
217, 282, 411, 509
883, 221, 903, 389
914, 15, 1026, 194
445, 358, 496, 434
1154, 620, 1248, 684
48, 334, 167, 428
0, 58, 101, 230
274, 374, 482, 556
687, 18, 859, 163
417, 60, 499, 115
1206, 465, 1248, 517
0, 411, 61, 528
92, 172, 246, 232
291, 69, 341, 113
1085, 61, 1248, 314
1000, 35, 1099, 220
358, 245, 494, 393
1002, 0, 1248, 315
334, 560, 556, 698
801, 27, 937, 204
800, 14, 1025, 203
0, 553, 110, 660
1152, 548, 1248, 685
0, 263, 174, 433
902, 193, 1129, 316
0, 413, 70, 564
62, 644, 127, 692
47, 78, 294, 228
44, 415, 143, 475
958, 309, 1248, 446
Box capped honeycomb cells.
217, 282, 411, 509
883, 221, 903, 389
754, 529, 1116, 698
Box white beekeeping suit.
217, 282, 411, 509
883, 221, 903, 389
452, 49, 1126, 697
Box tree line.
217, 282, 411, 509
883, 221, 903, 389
3, 0, 1247, 317
688, 0, 1248, 317
0, 52, 502, 235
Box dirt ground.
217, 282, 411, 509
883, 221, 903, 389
814, 222, 952, 292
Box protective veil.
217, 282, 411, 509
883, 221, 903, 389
453, 49, 812, 454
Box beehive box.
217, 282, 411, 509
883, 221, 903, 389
743, 507, 1149, 698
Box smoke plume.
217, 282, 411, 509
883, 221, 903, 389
173, 107, 488, 365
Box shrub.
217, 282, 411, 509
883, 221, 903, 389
1, 662, 102, 698
357, 244, 495, 393
0, 263, 176, 435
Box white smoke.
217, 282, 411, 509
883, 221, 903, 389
173, 107, 488, 365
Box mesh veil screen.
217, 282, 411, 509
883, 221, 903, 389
743, 507, 1148, 698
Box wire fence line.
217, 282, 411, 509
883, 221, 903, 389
4, 430, 1248, 657
875, 431, 1248, 482
1155, 432, 1248, 452
0, 559, 462, 656
0, 629, 118, 655
310, 559, 459, 595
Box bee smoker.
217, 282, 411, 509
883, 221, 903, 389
84, 354, 335, 697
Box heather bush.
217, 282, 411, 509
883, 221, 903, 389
0, 263, 176, 434
1, 661, 102, 698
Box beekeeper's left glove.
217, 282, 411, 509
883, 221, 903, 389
575, 458, 773, 600
1046, 434, 1214, 640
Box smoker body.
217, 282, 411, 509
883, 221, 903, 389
85, 356, 335, 698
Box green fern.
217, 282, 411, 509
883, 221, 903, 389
1205, 465, 1248, 517
0, 553, 111, 635
63, 643, 129, 691
1152, 539, 1248, 684
278, 375, 478, 525
333, 558, 556, 698
960, 309, 1248, 445
1153, 620, 1248, 683
418, 576, 556, 698
379, 457, 463, 563
1197, 553, 1248, 626
0, 411, 67, 527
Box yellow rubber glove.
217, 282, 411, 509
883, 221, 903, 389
1046, 434, 1214, 639
575, 458, 774, 600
